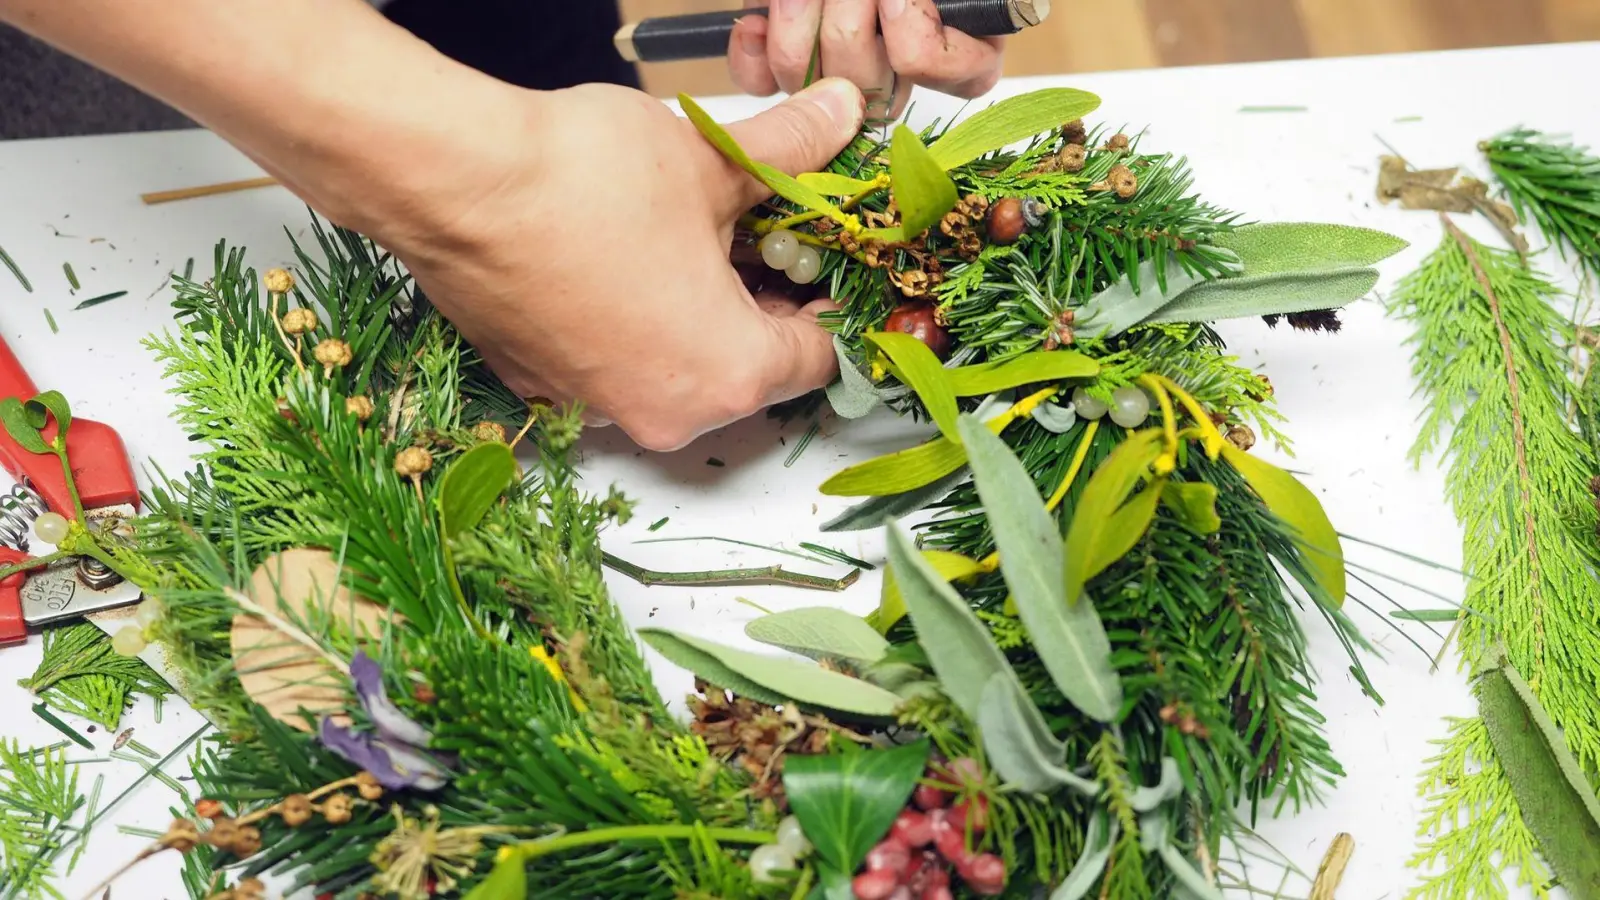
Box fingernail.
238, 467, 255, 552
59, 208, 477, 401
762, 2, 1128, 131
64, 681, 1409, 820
880, 0, 906, 19
800, 78, 864, 131
738, 21, 766, 56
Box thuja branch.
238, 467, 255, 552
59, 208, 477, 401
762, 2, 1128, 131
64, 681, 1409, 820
601, 552, 861, 592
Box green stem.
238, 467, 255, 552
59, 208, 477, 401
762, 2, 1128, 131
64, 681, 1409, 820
0, 549, 69, 581
501, 825, 775, 866
602, 552, 860, 592
52, 444, 84, 521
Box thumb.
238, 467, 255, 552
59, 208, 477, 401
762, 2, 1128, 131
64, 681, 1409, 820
719, 78, 866, 214
754, 298, 842, 408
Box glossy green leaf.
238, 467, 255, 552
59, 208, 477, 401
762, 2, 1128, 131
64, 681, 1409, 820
1051, 813, 1116, 900
1161, 481, 1221, 535
1063, 429, 1165, 605
1221, 443, 1345, 607
679, 95, 851, 226
974, 674, 1100, 796
958, 415, 1121, 721
820, 469, 968, 532
463, 854, 526, 900
0, 397, 49, 455
946, 350, 1098, 397
813, 866, 855, 900
1477, 651, 1600, 897
439, 442, 518, 538
889, 124, 959, 239
798, 172, 880, 197
25, 390, 70, 441
1129, 757, 1183, 812
863, 331, 959, 440
745, 607, 889, 664
826, 336, 884, 419
637, 628, 903, 718
784, 739, 930, 874
819, 435, 968, 496
1142, 268, 1380, 326
1208, 222, 1408, 276
927, 88, 1102, 171
873, 549, 984, 634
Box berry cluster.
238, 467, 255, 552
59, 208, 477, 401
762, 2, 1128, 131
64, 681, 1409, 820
851, 758, 1004, 899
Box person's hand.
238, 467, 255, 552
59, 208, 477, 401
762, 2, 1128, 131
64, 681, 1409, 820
727, 0, 1004, 117
369, 78, 867, 451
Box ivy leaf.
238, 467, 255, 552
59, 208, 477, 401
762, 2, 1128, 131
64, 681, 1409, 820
783, 739, 930, 874
678, 95, 852, 228
438, 442, 517, 539
1141, 268, 1380, 327
927, 88, 1102, 171
1063, 429, 1165, 606
820, 469, 968, 532
863, 331, 958, 440
889, 124, 959, 240
945, 350, 1098, 397
974, 674, 1099, 796
798, 172, 880, 197
873, 548, 984, 634
819, 435, 967, 496
1208, 222, 1409, 276
0, 397, 50, 455
744, 607, 889, 664
462, 853, 527, 900
958, 415, 1121, 722
1073, 255, 1216, 341
1160, 481, 1221, 535
1220, 443, 1345, 607
1052, 812, 1117, 900
825, 335, 885, 419
636, 628, 903, 718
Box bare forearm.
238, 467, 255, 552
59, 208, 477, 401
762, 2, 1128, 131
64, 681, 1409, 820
0, 0, 522, 236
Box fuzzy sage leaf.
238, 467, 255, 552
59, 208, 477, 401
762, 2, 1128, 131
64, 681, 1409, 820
1207, 222, 1408, 276
926, 88, 1102, 171
439, 442, 517, 538
1051, 812, 1116, 900
744, 607, 889, 664
637, 628, 903, 718
1073, 255, 1215, 341
1129, 757, 1183, 812
1030, 401, 1078, 433
820, 469, 968, 532
783, 739, 930, 875
946, 350, 1098, 397
1063, 429, 1165, 606
1142, 268, 1381, 327
957, 414, 1121, 722
974, 673, 1100, 796
0, 397, 50, 454
863, 331, 958, 439
873, 548, 983, 634
826, 335, 885, 419
889, 124, 959, 241
638, 629, 789, 706
1220, 443, 1345, 607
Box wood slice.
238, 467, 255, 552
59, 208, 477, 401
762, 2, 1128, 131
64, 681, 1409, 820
229, 548, 390, 731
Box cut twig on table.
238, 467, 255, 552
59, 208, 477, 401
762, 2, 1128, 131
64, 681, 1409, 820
602, 551, 860, 592
140, 176, 279, 205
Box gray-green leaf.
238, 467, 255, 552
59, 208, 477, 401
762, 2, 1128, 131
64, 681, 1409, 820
819, 469, 967, 532
745, 607, 889, 664
827, 335, 885, 419
974, 674, 1099, 797
1208, 222, 1408, 276
1051, 813, 1116, 900
1157, 845, 1225, 900
957, 415, 1122, 722
639, 628, 788, 706
638, 628, 903, 718
1073, 255, 1216, 341
1030, 401, 1078, 433
1129, 757, 1183, 812
1141, 268, 1380, 326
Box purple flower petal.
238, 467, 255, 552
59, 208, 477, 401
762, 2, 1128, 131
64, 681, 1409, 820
317, 717, 450, 791
349, 650, 432, 747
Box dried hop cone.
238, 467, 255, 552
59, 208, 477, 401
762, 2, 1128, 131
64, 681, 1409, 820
1104, 132, 1131, 152
1061, 119, 1088, 145
232, 825, 263, 857
164, 818, 201, 853
355, 771, 385, 801
1058, 144, 1088, 173
280, 794, 314, 828
1108, 164, 1138, 199
281, 306, 318, 335
263, 268, 295, 295
321, 793, 354, 825
394, 446, 433, 477
206, 818, 240, 849
472, 421, 508, 444
345, 395, 375, 421
232, 878, 266, 900
313, 338, 353, 372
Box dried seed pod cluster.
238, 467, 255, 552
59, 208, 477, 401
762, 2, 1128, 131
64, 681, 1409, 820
850, 757, 1003, 899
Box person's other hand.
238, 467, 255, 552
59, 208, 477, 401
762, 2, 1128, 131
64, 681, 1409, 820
369, 78, 866, 452
727, 0, 1004, 117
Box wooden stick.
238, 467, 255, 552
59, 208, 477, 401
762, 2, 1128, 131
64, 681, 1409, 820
141, 176, 279, 205
1309, 833, 1354, 900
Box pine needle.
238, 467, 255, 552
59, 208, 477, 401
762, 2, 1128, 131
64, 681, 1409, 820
73, 290, 127, 311
0, 244, 32, 293
783, 421, 820, 467
44, 309, 58, 334
62, 263, 79, 291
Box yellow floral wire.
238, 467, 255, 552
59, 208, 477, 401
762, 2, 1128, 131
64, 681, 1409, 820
529, 647, 587, 713
1149, 373, 1226, 459
1137, 374, 1180, 475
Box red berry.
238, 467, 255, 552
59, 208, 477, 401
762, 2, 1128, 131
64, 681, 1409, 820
901, 849, 938, 890
950, 795, 989, 834
852, 869, 899, 900
194, 798, 224, 819
882, 304, 952, 360
865, 837, 911, 874
891, 809, 934, 848
922, 887, 954, 900
930, 813, 969, 866
959, 854, 1007, 895
942, 757, 983, 789
912, 783, 947, 811
888, 888, 913, 900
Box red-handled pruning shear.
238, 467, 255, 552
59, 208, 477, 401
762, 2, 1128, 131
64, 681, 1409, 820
0, 334, 143, 646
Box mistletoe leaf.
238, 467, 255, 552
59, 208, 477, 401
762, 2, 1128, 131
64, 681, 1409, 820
927, 88, 1102, 171
1160, 481, 1221, 535
946, 350, 1098, 397
863, 331, 958, 440
637, 629, 789, 706
1073, 255, 1215, 340
1208, 222, 1408, 276
679, 94, 851, 227
1063, 429, 1165, 605
798, 172, 880, 197
820, 469, 968, 532
0, 397, 49, 454
438, 442, 518, 539
25, 390, 71, 438
819, 435, 967, 496
637, 628, 903, 718
463, 853, 527, 900
1051, 813, 1117, 900
1142, 268, 1380, 326
744, 607, 889, 663
874, 549, 983, 634
1220, 444, 1345, 607
958, 415, 1121, 722
974, 673, 1100, 796
889, 124, 959, 239
783, 739, 930, 873
826, 335, 885, 419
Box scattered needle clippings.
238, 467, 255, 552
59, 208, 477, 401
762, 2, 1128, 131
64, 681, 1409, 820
63, 262, 80, 290
1395, 115, 1423, 123
784, 421, 821, 468
182, 257, 195, 280
648, 517, 669, 532
706, 457, 725, 468
32, 702, 93, 750
74, 290, 128, 311
0, 244, 32, 293
44, 309, 59, 334
1239, 105, 1308, 113
798, 542, 875, 570
1309, 833, 1354, 900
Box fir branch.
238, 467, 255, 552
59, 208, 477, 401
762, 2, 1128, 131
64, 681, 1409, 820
1482, 128, 1600, 276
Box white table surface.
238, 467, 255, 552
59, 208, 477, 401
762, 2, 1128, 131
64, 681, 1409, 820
2, 40, 1596, 900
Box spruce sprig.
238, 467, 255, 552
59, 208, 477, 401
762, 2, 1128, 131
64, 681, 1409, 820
1393, 219, 1600, 898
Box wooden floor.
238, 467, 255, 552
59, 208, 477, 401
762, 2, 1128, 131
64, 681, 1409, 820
616, 0, 1600, 98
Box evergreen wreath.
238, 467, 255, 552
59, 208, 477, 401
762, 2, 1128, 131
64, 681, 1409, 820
0, 86, 1416, 900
